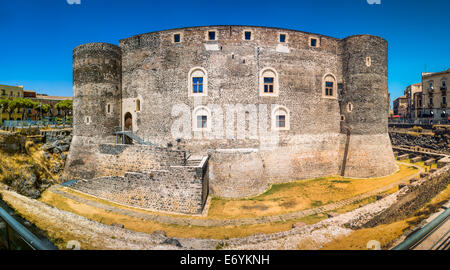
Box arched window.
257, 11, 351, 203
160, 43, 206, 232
136, 99, 141, 112
188, 67, 208, 97
193, 106, 211, 131
259, 68, 279, 97
323, 74, 337, 99
272, 106, 290, 131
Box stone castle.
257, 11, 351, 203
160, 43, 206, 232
64, 25, 397, 214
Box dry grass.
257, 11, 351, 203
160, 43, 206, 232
319, 218, 416, 250
0, 141, 62, 185
37, 188, 327, 240
318, 178, 450, 250
401, 158, 438, 170
208, 164, 418, 219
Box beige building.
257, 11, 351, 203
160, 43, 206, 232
393, 95, 408, 117
421, 69, 449, 121
404, 83, 422, 118
0, 84, 24, 122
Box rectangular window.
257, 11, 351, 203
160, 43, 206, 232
174, 34, 181, 43
193, 77, 204, 93
197, 115, 207, 129
325, 81, 334, 96
280, 34, 286, 43
208, 31, 216, 41
244, 31, 252, 40
264, 77, 274, 93
443, 96, 447, 104
107, 104, 111, 113
310, 38, 317, 47
276, 115, 286, 128
430, 98, 433, 106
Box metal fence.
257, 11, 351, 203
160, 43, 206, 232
389, 119, 450, 125
1, 120, 72, 129
0, 203, 57, 250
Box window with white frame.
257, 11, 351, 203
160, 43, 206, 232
84, 116, 91, 125
272, 106, 290, 131
243, 30, 254, 41
347, 102, 353, 112
106, 103, 112, 114
188, 67, 208, 96
193, 106, 211, 131
309, 37, 320, 48
259, 68, 279, 97
173, 32, 183, 43
279, 33, 288, 43
136, 99, 141, 112
207, 30, 217, 41
323, 74, 337, 98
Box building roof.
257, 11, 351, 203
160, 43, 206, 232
34, 95, 72, 101
422, 68, 450, 79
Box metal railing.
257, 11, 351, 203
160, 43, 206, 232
393, 207, 450, 250
0, 203, 57, 250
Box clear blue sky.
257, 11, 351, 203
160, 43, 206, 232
0, 0, 449, 106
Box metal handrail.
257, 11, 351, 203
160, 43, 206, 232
392, 207, 450, 250
0, 204, 56, 250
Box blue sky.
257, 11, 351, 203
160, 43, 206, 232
0, 0, 449, 106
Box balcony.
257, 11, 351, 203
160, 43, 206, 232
441, 103, 447, 108
428, 103, 434, 109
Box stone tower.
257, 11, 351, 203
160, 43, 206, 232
339, 35, 397, 177
72, 43, 122, 141
65, 43, 122, 179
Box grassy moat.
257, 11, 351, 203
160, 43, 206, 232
0, 138, 445, 249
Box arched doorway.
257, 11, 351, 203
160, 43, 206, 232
124, 112, 133, 144
124, 112, 132, 131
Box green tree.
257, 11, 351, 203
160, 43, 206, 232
55, 100, 73, 122
6, 99, 20, 120
34, 103, 51, 120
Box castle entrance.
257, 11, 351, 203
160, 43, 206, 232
124, 112, 133, 144
124, 112, 132, 131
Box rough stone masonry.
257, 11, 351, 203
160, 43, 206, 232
64, 25, 397, 214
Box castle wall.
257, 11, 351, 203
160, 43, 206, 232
64, 139, 187, 180
118, 26, 348, 193
69, 158, 209, 214
66, 26, 398, 204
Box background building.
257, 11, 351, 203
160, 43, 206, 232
0, 84, 24, 122
421, 69, 449, 121
393, 95, 408, 117
404, 83, 422, 119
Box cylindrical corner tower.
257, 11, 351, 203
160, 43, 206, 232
339, 35, 397, 178
64, 43, 122, 180
72, 43, 122, 141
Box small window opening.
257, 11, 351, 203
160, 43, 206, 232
280, 34, 286, 43
244, 31, 252, 40
208, 31, 216, 41
310, 38, 318, 47
136, 99, 141, 112
174, 34, 181, 43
